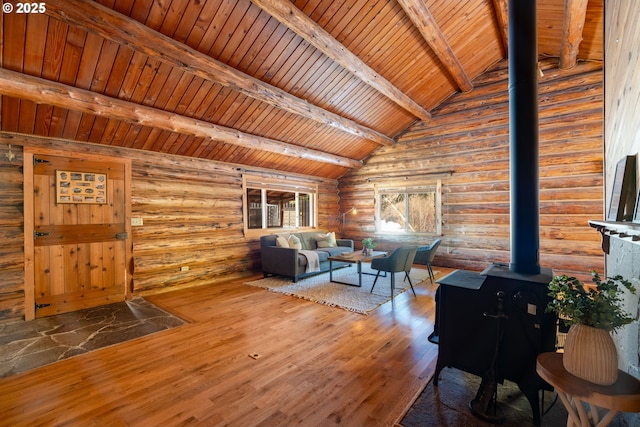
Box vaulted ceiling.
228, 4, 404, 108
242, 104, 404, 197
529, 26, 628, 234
0, 0, 603, 179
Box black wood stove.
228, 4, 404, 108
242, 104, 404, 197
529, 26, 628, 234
430, 263, 557, 425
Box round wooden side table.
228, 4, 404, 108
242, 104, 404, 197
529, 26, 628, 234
536, 352, 640, 426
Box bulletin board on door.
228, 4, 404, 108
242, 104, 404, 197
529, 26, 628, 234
56, 170, 108, 204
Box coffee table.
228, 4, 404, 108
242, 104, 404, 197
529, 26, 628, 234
328, 251, 387, 287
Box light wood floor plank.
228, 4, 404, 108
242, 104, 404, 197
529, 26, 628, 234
0, 267, 450, 426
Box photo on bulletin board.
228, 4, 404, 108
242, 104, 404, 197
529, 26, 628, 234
56, 170, 107, 204
607, 155, 636, 222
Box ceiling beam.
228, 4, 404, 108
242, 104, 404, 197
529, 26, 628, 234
559, 0, 589, 69
396, 0, 473, 92
43, 0, 394, 147
249, 0, 432, 122
0, 69, 362, 169
492, 0, 509, 57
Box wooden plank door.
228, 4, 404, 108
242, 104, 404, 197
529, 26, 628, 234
31, 154, 127, 318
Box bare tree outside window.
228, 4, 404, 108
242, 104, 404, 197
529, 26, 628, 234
377, 182, 440, 234
408, 193, 436, 233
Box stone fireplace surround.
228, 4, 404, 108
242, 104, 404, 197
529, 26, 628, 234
606, 233, 640, 377
590, 221, 640, 376
600, 225, 640, 424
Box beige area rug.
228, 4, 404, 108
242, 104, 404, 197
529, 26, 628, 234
245, 265, 434, 315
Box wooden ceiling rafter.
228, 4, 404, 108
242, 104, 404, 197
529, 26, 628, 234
395, 0, 473, 93
0, 0, 604, 179
559, 0, 590, 69
0, 68, 362, 169
43, 0, 394, 149
490, 0, 589, 70
492, 0, 509, 56
249, 0, 432, 122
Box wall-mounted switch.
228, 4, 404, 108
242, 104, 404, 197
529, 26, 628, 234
131, 217, 143, 226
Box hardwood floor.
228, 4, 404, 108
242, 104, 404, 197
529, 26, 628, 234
0, 267, 450, 426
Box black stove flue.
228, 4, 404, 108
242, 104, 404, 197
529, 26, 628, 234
430, 2, 558, 425
508, 0, 541, 275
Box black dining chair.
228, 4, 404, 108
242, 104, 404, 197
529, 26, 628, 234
370, 247, 418, 297
414, 238, 441, 283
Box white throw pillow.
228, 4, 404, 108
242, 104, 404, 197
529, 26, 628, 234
288, 234, 302, 249
316, 231, 337, 248
276, 236, 289, 248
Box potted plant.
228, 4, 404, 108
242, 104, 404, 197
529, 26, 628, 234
361, 237, 376, 256
546, 271, 637, 385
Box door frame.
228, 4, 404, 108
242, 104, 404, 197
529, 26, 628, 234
23, 148, 132, 320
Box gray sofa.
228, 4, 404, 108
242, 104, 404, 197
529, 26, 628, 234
260, 231, 354, 282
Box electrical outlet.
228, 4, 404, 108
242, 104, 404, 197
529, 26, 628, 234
131, 217, 144, 226
180, 266, 189, 272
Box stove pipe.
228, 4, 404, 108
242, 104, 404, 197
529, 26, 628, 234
508, 0, 540, 274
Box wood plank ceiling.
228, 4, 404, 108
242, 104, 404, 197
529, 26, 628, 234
0, 0, 603, 179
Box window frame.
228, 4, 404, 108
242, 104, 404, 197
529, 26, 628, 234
374, 179, 442, 236
243, 174, 318, 238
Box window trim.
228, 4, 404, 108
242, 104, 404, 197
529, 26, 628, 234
242, 174, 318, 238
374, 179, 442, 236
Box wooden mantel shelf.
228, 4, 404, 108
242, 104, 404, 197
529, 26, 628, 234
589, 220, 640, 254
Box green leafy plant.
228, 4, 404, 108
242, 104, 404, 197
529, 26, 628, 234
546, 271, 637, 332
362, 237, 377, 249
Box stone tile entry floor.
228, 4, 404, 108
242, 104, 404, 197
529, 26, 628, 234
0, 297, 186, 378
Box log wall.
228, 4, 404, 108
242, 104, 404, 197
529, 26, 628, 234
0, 143, 24, 320
0, 58, 605, 321
339, 58, 605, 276
0, 134, 339, 322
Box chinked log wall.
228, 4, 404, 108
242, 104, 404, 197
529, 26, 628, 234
340, 58, 604, 276
0, 144, 24, 320
0, 134, 339, 322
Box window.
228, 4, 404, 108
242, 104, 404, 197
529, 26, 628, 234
243, 175, 317, 235
375, 180, 441, 235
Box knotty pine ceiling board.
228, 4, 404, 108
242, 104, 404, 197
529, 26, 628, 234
154, 82, 331, 159
304, 0, 350, 27
1, 0, 605, 179
76, 33, 106, 88
426, 0, 503, 80
98, 44, 134, 97
537, 0, 565, 58
231, 17, 284, 72
581, 0, 604, 62
282, 0, 417, 125
230, 16, 288, 76
352, 12, 448, 110
268, 57, 400, 135
175, 1, 403, 137
288, 1, 397, 115
300, 0, 438, 111
2, 12, 26, 70
23, 17, 48, 76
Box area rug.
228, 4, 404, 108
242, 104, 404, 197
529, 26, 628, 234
0, 297, 187, 378
400, 368, 571, 427
245, 266, 433, 315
